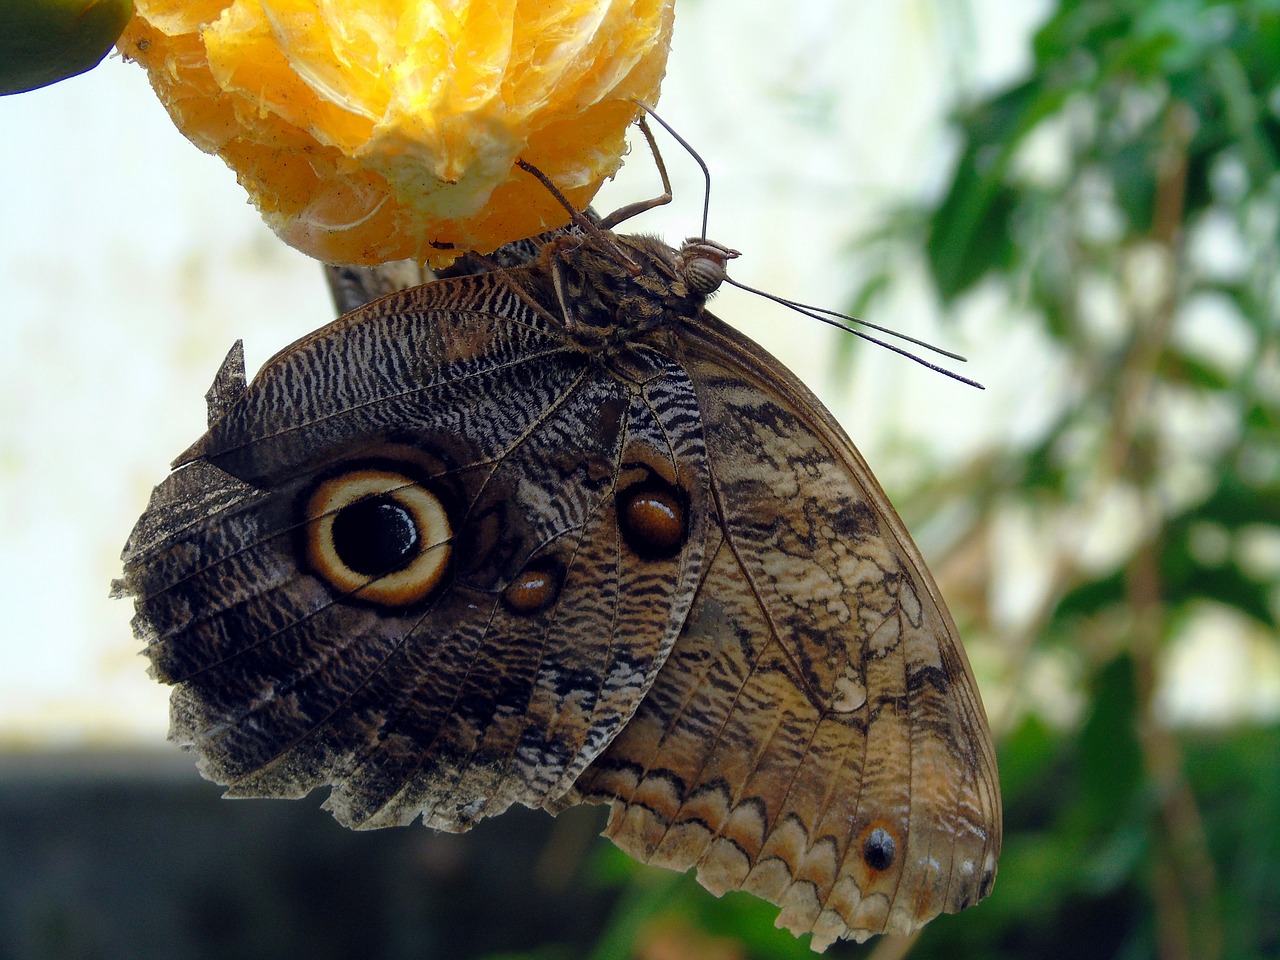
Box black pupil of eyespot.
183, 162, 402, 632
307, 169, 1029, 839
332, 495, 420, 576
862, 828, 896, 871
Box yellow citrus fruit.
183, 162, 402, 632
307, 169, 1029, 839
117, 0, 675, 266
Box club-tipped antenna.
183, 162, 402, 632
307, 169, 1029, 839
725, 275, 984, 389
525, 108, 980, 388
634, 102, 712, 241
727, 277, 967, 361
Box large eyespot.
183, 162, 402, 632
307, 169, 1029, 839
617, 471, 688, 561
303, 467, 452, 607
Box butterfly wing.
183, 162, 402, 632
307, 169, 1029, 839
120, 218, 998, 947
566, 309, 1001, 949
118, 266, 708, 831
322, 223, 566, 316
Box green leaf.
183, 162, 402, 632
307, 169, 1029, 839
0, 0, 133, 95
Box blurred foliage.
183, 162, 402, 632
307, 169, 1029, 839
492, 1, 1280, 958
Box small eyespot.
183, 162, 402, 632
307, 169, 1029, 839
618, 477, 687, 560
861, 825, 898, 873
503, 562, 564, 615
303, 467, 452, 607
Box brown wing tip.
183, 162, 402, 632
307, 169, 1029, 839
600, 798, 997, 952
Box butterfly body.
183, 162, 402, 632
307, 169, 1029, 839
119, 216, 1000, 949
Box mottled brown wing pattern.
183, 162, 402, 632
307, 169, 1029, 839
119, 210, 1000, 952
322, 224, 571, 317
118, 264, 709, 831
567, 312, 1000, 949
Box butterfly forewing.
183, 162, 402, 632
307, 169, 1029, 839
119, 264, 707, 831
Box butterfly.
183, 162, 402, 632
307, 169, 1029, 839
116, 117, 1000, 951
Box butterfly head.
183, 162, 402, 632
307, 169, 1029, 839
543, 231, 737, 354
678, 238, 740, 297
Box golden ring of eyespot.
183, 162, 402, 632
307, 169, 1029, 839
303, 467, 452, 607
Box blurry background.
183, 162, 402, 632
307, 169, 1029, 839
1, 0, 1277, 958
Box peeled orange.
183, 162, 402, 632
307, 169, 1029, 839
117, 0, 674, 265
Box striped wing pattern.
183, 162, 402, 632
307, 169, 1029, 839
118, 226, 999, 951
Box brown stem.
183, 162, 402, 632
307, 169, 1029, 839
1119, 100, 1221, 960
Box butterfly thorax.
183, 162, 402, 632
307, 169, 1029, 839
542, 230, 739, 353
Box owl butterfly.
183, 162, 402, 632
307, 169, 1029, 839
116, 116, 1000, 951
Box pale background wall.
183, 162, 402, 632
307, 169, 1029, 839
24, 0, 1255, 751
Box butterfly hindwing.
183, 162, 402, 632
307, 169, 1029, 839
567, 310, 1000, 947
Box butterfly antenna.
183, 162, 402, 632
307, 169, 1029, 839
725, 276, 984, 389
634, 103, 712, 240
524, 113, 979, 388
